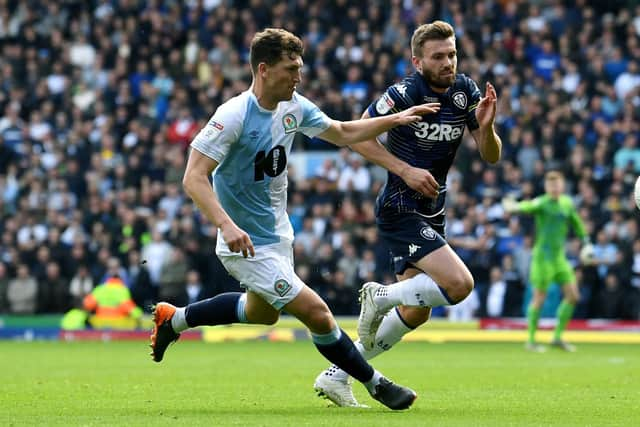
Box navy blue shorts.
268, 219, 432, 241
377, 213, 447, 275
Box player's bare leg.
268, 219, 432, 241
244, 290, 280, 324
550, 283, 579, 352
526, 289, 547, 352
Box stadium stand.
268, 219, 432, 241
0, 0, 639, 321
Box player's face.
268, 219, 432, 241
413, 37, 457, 90
262, 53, 303, 102
544, 177, 565, 198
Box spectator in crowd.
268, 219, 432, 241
185, 269, 206, 305
501, 254, 526, 317
595, 272, 626, 319
337, 153, 371, 193
127, 250, 154, 312
7, 264, 38, 314
158, 247, 189, 307
141, 230, 173, 286
41, 261, 70, 314
486, 266, 507, 318
0, 262, 9, 313
69, 264, 94, 308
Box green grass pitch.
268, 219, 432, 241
1, 340, 637, 426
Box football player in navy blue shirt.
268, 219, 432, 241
315, 21, 502, 405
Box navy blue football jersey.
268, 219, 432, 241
367, 72, 481, 220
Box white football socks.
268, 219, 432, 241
374, 273, 451, 310
171, 307, 189, 333
332, 308, 414, 383
363, 369, 384, 394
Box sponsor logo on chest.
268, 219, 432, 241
413, 122, 464, 141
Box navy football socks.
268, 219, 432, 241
313, 327, 374, 383
185, 292, 247, 327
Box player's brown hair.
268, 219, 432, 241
545, 170, 564, 181
411, 21, 455, 57
249, 28, 304, 73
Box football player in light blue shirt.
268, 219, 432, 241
150, 28, 439, 410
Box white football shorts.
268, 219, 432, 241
217, 241, 305, 310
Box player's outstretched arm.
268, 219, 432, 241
470, 82, 502, 164
318, 102, 440, 147
501, 196, 520, 214
183, 149, 255, 258
348, 110, 440, 198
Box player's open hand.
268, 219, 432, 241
476, 82, 497, 129
220, 220, 255, 258
395, 102, 440, 125
400, 165, 440, 198
501, 196, 518, 214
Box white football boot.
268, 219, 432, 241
357, 282, 390, 350
314, 366, 367, 408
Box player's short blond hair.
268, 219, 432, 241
250, 28, 304, 73
411, 20, 455, 57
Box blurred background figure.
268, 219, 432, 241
81, 276, 142, 329
7, 264, 38, 314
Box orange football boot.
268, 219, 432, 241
150, 302, 180, 362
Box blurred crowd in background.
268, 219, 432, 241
1, 0, 640, 320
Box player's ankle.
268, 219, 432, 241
171, 307, 189, 333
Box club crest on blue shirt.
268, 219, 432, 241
420, 226, 437, 240
283, 113, 298, 134
452, 91, 467, 110
274, 279, 292, 297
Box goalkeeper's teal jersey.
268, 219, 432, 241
517, 194, 586, 258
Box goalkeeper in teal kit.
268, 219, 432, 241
503, 170, 593, 352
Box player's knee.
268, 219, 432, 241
306, 305, 335, 333
531, 294, 546, 308
446, 271, 474, 304
567, 289, 580, 305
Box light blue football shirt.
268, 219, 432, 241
190, 90, 331, 253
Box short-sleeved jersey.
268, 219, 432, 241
516, 194, 587, 259
367, 72, 481, 220
191, 90, 331, 254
